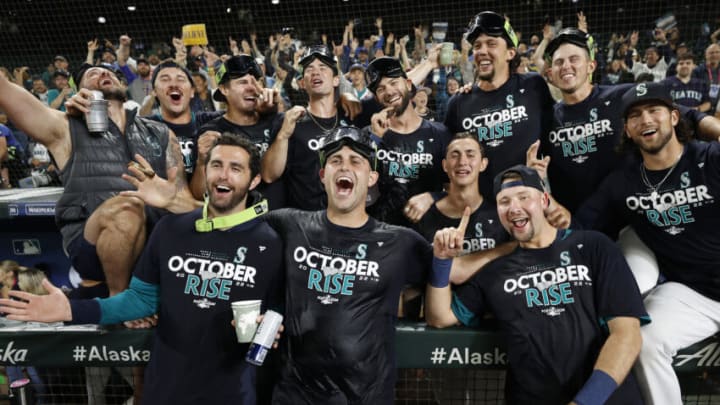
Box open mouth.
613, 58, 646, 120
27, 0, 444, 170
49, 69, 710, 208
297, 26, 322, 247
510, 217, 528, 230
168, 90, 183, 102
311, 78, 323, 87
335, 176, 354, 196
641, 128, 658, 137
100, 78, 114, 86
477, 60, 492, 69
214, 184, 232, 195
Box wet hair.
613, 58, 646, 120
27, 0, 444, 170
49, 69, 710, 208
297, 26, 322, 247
205, 133, 262, 179
617, 104, 693, 155
446, 132, 485, 158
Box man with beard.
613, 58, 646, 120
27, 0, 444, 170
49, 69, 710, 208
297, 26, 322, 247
575, 82, 720, 405
365, 57, 450, 225
197, 55, 285, 208
0, 134, 284, 405
143, 61, 223, 197
426, 164, 648, 405
0, 63, 188, 298
128, 57, 153, 105
444, 11, 555, 197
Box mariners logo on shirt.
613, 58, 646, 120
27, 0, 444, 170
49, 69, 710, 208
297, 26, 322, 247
460, 95, 528, 148
549, 108, 613, 164
166, 247, 259, 306
624, 171, 715, 235
292, 244, 380, 303
377, 141, 435, 182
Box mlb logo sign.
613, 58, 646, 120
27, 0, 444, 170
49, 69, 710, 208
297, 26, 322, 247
12, 239, 41, 255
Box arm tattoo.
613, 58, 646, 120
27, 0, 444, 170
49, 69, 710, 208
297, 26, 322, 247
166, 133, 187, 191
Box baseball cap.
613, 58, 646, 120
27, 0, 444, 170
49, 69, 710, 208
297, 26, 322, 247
136, 57, 150, 65
53, 69, 70, 79
299, 45, 338, 75
545, 28, 595, 61
74, 62, 125, 88
493, 164, 545, 197
213, 55, 263, 102
348, 63, 365, 72
150, 61, 195, 89
416, 86, 432, 96
621, 82, 674, 119
54, 55, 68, 63
464, 11, 518, 48
365, 57, 407, 93
319, 126, 378, 169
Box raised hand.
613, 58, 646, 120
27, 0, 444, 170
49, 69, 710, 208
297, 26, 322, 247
433, 206, 470, 259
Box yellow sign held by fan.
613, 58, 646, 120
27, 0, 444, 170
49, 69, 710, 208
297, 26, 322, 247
182, 24, 208, 46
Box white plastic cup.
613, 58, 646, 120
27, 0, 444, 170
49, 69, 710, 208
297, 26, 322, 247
231, 300, 262, 343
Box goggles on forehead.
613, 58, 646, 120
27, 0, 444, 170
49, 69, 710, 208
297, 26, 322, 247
299, 45, 338, 74
216, 54, 263, 84
545, 28, 596, 61
365, 57, 407, 93
465, 12, 519, 48
318, 126, 377, 170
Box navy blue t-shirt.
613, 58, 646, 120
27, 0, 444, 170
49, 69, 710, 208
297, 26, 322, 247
577, 141, 720, 301
147, 111, 222, 178
444, 73, 555, 196
663, 76, 710, 109
544, 84, 632, 213
199, 113, 286, 209
265, 209, 431, 404
415, 198, 510, 255
283, 112, 353, 210
453, 229, 648, 405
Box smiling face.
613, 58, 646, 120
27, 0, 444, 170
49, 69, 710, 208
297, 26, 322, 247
496, 179, 548, 244
472, 34, 515, 83
79, 67, 126, 99
221, 74, 261, 114
443, 137, 487, 188
301, 58, 339, 98
550, 43, 595, 96
374, 76, 412, 115
320, 145, 378, 214
624, 102, 679, 155
153, 67, 194, 118
205, 144, 260, 215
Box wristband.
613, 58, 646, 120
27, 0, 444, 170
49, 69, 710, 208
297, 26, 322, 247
574, 370, 618, 405
430, 257, 452, 288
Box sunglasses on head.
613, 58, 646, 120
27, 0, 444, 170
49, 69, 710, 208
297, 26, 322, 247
465, 12, 518, 48
365, 57, 405, 90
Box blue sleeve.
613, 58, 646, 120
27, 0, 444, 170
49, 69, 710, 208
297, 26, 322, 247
120, 65, 137, 84
374, 35, 385, 51
96, 276, 160, 325
677, 104, 707, 126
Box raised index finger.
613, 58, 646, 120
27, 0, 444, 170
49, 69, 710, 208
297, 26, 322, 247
457, 206, 471, 235
526, 140, 540, 161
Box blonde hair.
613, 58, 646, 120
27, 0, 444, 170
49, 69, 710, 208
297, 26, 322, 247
17, 267, 48, 295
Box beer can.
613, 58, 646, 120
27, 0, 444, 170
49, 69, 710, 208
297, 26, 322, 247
245, 310, 283, 366
86, 90, 109, 133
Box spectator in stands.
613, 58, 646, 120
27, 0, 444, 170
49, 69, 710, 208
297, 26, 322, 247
0, 123, 26, 188
347, 63, 372, 100
445, 73, 461, 96
190, 71, 216, 113
692, 43, 720, 114
47, 70, 74, 112
663, 53, 711, 112
575, 82, 720, 405
364, 57, 450, 225
444, 11, 554, 200
0, 134, 284, 405
413, 86, 435, 121
30, 75, 49, 105
42, 55, 70, 89
0, 63, 190, 298
127, 57, 153, 105
631, 46, 668, 82
602, 56, 630, 85
426, 165, 647, 405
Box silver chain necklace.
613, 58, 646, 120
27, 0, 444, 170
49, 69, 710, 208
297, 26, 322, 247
305, 108, 338, 133
639, 151, 683, 212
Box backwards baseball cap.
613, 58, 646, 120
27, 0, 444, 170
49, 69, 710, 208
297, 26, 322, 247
299, 45, 338, 75
150, 61, 195, 89
493, 164, 545, 197
318, 126, 378, 169
545, 28, 596, 61
365, 57, 407, 93
621, 82, 674, 119
465, 11, 518, 48
212, 55, 263, 102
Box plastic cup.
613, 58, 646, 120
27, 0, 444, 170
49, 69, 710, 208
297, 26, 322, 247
231, 300, 261, 343
440, 42, 454, 66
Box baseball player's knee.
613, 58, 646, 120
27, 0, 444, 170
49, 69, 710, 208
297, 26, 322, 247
639, 327, 675, 362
